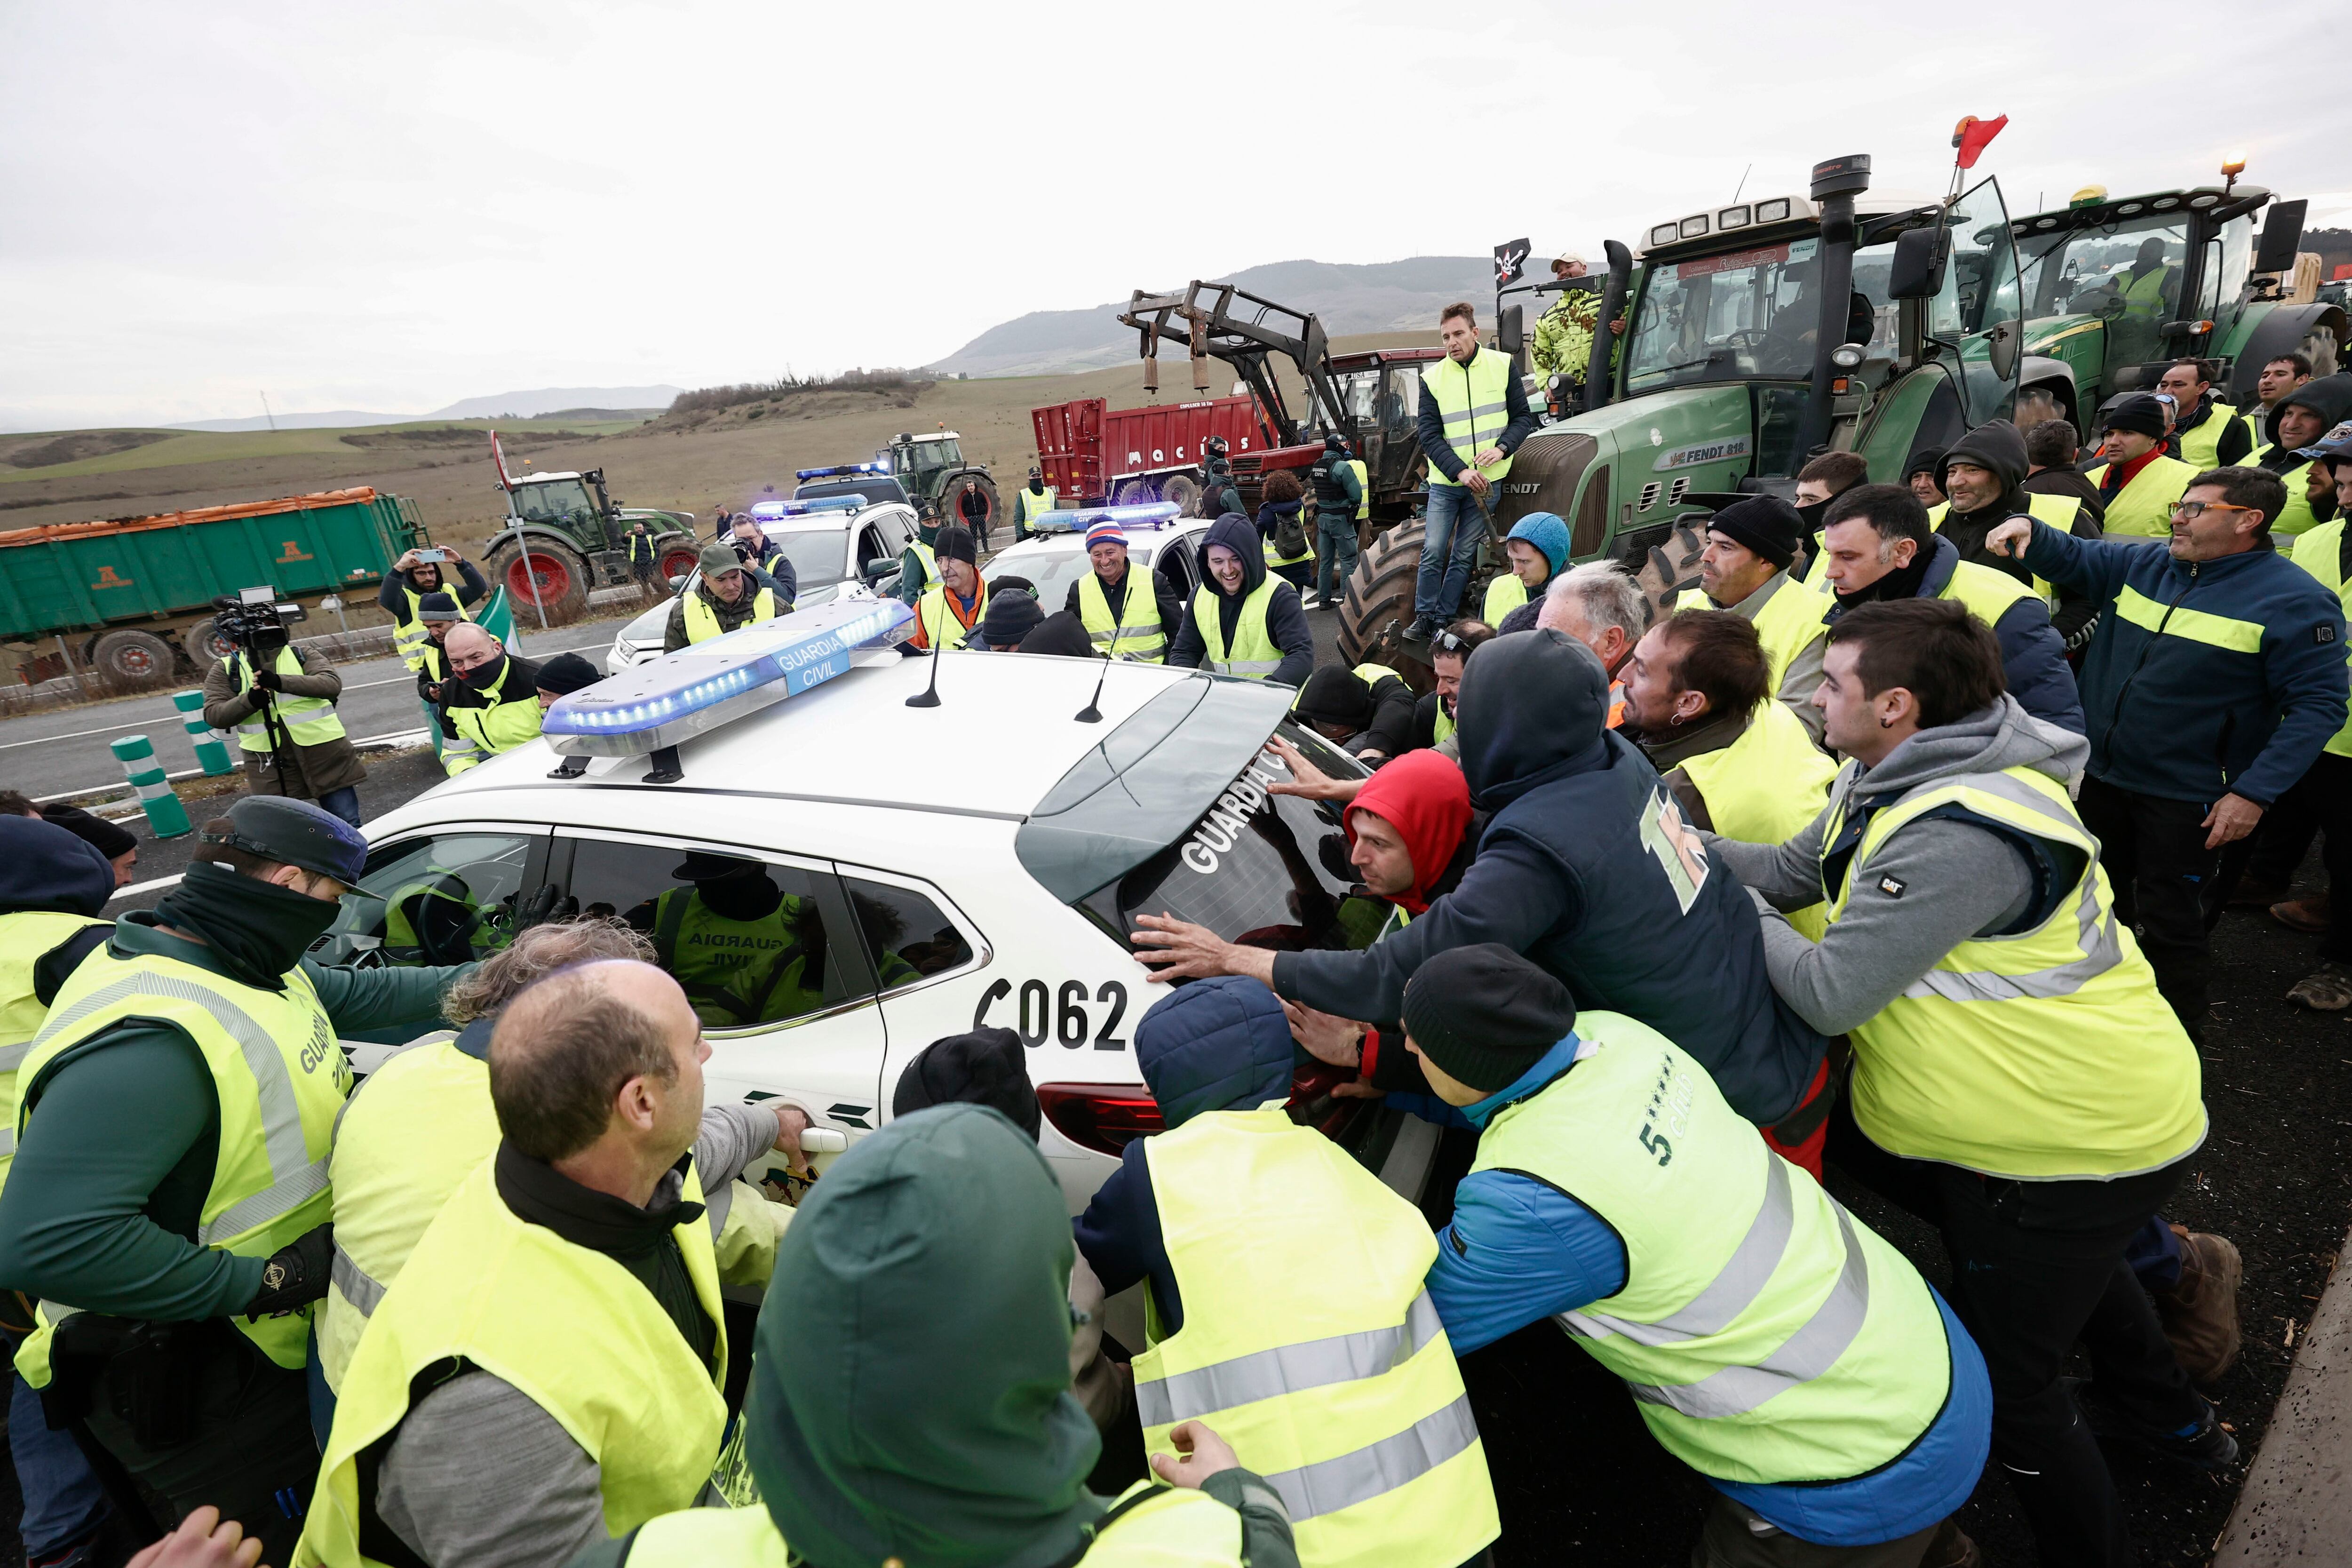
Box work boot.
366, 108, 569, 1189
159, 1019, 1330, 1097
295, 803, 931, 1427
2227, 877, 2293, 909
1402, 618, 1433, 643
2286, 962, 2352, 1010
2075, 1380, 2240, 1471
2153, 1226, 2242, 1385
2271, 896, 2331, 934
1918, 1520, 1980, 1568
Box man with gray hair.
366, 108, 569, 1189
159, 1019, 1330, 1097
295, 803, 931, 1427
1523, 560, 1651, 727
302, 959, 809, 1568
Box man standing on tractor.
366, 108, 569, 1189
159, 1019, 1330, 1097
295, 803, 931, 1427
1529, 251, 1602, 399
1013, 466, 1056, 541
1305, 435, 1365, 610
1409, 302, 1537, 642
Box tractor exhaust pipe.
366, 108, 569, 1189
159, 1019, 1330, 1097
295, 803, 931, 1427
1586, 240, 1635, 414
1796, 153, 1871, 462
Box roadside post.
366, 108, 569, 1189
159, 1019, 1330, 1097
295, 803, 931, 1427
109, 735, 191, 838
171, 691, 235, 776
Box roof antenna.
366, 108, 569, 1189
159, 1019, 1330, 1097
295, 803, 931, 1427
905, 620, 946, 708
1074, 651, 1112, 722
1732, 163, 1752, 203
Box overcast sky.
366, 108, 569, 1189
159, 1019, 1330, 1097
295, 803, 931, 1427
4, 0, 2345, 431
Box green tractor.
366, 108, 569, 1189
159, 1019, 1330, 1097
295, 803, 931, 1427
1338, 151, 2031, 666
2009, 167, 2344, 430
882, 430, 1001, 537
483, 436, 699, 626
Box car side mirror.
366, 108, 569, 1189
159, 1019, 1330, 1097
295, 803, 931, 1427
862, 558, 896, 583
1986, 318, 2021, 381
667, 574, 687, 591
1888, 225, 1949, 301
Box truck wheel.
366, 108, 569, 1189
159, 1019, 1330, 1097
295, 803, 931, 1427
950, 475, 1001, 540
1114, 478, 1157, 506
488, 539, 590, 626
92, 630, 178, 692
1631, 519, 1708, 627
1336, 518, 1427, 670
185, 617, 237, 663
1159, 474, 1200, 516
654, 533, 701, 584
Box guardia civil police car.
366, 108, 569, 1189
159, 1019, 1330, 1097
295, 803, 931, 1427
981, 504, 1213, 619
324, 564, 1437, 1228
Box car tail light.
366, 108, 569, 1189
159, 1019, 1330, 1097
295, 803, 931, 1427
1038, 1082, 1163, 1157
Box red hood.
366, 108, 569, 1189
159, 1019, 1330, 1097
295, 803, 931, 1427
1344, 750, 1471, 914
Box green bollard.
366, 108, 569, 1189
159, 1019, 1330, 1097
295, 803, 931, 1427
110, 735, 191, 839
172, 690, 235, 776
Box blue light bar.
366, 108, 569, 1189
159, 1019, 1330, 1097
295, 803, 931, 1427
795, 461, 891, 480
543, 598, 914, 758
747, 494, 865, 520
1032, 501, 1182, 534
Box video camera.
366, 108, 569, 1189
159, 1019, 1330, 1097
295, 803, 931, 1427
210, 586, 309, 660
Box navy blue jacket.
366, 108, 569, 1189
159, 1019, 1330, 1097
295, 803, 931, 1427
1166, 514, 1316, 687
2021, 523, 2348, 804
1072, 978, 1295, 1335
1273, 631, 1825, 1126
1416, 347, 1538, 483
1823, 534, 2083, 735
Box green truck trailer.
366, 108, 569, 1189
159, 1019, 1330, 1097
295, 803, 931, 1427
0, 487, 428, 691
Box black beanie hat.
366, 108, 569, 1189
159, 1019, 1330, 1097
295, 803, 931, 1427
1704, 495, 1801, 569
532, 652, 601, 696
935, 525, 978, 567
979, 589, 1043, 649
416, 592, 462, 622
1400, 943, 1576, 1093
2103, 393, 2169, 440
890, 1027, 1041, 1140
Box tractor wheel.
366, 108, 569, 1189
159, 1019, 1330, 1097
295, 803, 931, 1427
1630, 518, 1708, 627
653, 533, 702, 585
184, 617, 237, 664
1159, 473, 1201, 516
488, 538, 591, 626
1336, 518, 1427, 670
1114, 478, 1157, 506
91, 630, 178, 692
950, 474, 1001, 542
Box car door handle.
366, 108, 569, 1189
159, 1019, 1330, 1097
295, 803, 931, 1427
802, 1127, 848, 1153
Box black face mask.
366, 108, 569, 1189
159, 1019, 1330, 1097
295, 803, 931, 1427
461, 657, 506, 692
152, 860, 342, 989
1794, 498, 1830, 534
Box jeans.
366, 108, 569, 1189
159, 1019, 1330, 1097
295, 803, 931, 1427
10, 1369, 110, 1558
1827, 1096, 2200, 1568
1315, 513, 1359, 602
1414, 484, 1486, 623
2075, 776, 2232, 1028
315, 786, 362, 829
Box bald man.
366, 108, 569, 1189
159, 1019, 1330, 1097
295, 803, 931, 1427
437, 626, 547, 776
301, 962, 793, 1568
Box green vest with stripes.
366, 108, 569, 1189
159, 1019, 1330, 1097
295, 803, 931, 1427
1425, 348, 1516, 488
1078, 568, 1167, 661
13, 947, 349, 1386
1473, 1011, 1951, 1484
651, 887, 817, 1029
1191, 580, 1284, 678
0, 911, 113, 1192
1137, 1107, 1498, 1567
393, 583, 472, 672
2292, 520, 2352, 757
1821, 763, 2207, 1179
230, 646, 348, 750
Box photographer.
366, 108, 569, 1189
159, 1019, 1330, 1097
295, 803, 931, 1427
200, 596, 366, 828
380, 545, 486, 674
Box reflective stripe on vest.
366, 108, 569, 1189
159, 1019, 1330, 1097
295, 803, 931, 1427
908, 540, 941, 591
652, 887, 814, 1028
1017, 486, 1058, 527
1482, 573, 1530, 624
1263, 512, 1316, 567
1345, 458, 1370, 520
0, 911, 112, 1193
1135, 1107, 1498, 1564
2110, 583, 2265, 654
393, 584, 472, 671
1425, 349, 1515, 487
13, 953, 347, 1386
2084, 456, 2198, 539
1192, 580, 1284, 677
1473, 1012, 1951, 1484
231, 647, 348, 751
1820, 764, 2208, 1179
683, 584, 779, 645
1678, 701, 1835, 940
2291, 520, 2352, 756
440, 685, 543, 776
317, 1034, 498, 1395
295, 1155, 727, 1568
1078, 571, 1166, 661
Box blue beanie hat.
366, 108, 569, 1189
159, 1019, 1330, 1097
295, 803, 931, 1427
1503, 511, 1571, 574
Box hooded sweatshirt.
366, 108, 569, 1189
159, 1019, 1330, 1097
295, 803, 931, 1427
1165, 514, 1315, 686
1345, 750, 1474, 915
1294, 664, 1418, 760
1, 816, 116, 1029
751, 1102, 1294, 1568
2260, 376, 2352, 535
1707, 696, 2089, 1034
1936, 420, 2104, 645
1275, 631, 1825, 1127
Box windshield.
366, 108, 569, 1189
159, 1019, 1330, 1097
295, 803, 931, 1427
1625, 236, 1827, 391
510, 479, 598, 524
714, 526, 850, 588
895, 439, 963, 475
991, 538, 1161, 613
2017, 209, 2189, 323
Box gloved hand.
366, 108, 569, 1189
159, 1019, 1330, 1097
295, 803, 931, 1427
250, 669, 282, 693
246, 1222, 333, 1319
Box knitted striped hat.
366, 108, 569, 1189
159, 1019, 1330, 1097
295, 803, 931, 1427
1084, 518, 1126, 552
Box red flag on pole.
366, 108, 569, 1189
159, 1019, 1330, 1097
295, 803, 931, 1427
1952, 115, 2009, 170
490, 430, 513, 489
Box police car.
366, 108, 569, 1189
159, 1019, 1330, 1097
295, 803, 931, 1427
601, 495, 922, 672
981, 503, 1212, 619
320, 584, 1438, 1228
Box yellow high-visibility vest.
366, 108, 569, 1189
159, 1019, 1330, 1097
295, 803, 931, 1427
230, 647, 347, 750
683, 584, 779, 645
1425, 349, 1515, 488
0, 911, 112, 1189
1678, 701, 1835, 939
1191, 580, 1284, 678
2292, 520, 2352, 757
2082, 455, 2200, 539
1078, 570, 1167, 661
1483, 573, 1531, 623
393, 585, 472, 671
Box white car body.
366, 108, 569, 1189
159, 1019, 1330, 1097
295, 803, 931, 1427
982, 512, 1212, 621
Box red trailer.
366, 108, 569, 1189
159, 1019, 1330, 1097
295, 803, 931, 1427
1031, 393, 1274, 510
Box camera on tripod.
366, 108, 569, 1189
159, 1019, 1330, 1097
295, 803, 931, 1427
211, 587, 309, 658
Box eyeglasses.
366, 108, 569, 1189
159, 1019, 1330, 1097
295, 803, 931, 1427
2166, 501, 2255, 522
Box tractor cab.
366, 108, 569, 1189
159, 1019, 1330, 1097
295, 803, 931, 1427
886, 432, 967, 489
1288, 349, 1445, 510
504, 470, 615, 537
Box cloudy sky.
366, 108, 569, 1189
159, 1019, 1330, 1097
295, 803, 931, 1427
4, 0, 2344, 430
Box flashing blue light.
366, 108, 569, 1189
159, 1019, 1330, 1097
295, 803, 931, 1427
543, 598, 914, 758
747, 494, 866, 521
1033, 501, 1183, 535
795, 461, 892, 480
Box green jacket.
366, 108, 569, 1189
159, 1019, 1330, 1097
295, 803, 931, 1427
1532, 287, 1601, 381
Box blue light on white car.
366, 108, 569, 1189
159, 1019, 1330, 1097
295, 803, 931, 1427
748, 495, 865, 520
546, 598, 914, 756
1033, 502, 1181, 534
